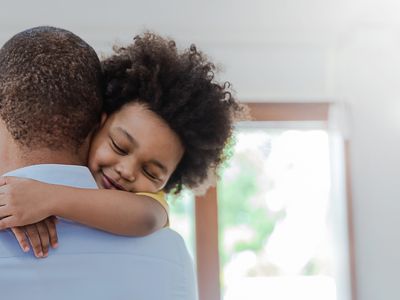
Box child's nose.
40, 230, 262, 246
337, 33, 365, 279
115, 161, 136, 182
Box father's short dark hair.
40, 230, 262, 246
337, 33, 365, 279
0, 26, 103, 152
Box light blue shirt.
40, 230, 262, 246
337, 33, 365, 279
0, 164, 197, 300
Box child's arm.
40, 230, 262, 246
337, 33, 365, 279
0, 176, 168, 236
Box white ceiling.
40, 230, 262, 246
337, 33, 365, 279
0, 0, 383, 49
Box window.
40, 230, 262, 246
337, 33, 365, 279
169, 103, 355, 300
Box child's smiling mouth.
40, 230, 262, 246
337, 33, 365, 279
101, 172, 126, 191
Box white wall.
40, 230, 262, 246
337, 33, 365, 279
2, 1, 400, 299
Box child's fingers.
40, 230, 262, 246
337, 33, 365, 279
0, 215, 17, 230
10, 227, 30, 252
0, 176, 20, 186
24, 224, 44, 258
44, 217, 58, 248
49, 215, 59, 224
0, 176, 11, 186
35, 222, 50, 257
0, 204, 10, 220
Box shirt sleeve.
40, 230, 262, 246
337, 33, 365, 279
135, 191, 169, 227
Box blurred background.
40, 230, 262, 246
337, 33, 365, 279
2, 1, 400, 299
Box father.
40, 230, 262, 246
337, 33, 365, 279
0, 26, 197, 300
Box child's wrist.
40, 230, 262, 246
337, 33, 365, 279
44, 184, 60, 216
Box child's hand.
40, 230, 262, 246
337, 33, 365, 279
11, 216, 59, 258
0, 176, 55, 229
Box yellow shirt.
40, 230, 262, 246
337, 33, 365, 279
136, 191, 169, 226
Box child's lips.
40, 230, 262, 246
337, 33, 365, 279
101, 173, 126, 191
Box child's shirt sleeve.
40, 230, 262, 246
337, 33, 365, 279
135, 191, 169, 227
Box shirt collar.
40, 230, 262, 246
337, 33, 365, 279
3, 164, 98, 189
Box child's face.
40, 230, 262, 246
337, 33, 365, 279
88, 102, 184, 193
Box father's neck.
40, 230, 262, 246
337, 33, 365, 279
0, 124, 87, 175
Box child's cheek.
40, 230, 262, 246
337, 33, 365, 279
88, 145, 106, 171
95, 144, 116, 168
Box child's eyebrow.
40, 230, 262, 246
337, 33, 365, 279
148, 159, 168, 174
115, 127, 137, 147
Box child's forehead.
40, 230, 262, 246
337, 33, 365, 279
112, 103, 164, 124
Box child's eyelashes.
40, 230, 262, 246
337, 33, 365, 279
111, 139, 128, 155
143, 168, 160, 182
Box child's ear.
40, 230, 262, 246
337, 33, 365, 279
91, 113, 108, 135
100, 113, 108, 126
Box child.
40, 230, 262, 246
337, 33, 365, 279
0, 32, 244, 257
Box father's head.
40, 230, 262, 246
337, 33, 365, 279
0, 26, 103, 166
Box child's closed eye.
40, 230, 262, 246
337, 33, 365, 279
111, 139, 128, 155
143, 168, 160, 182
